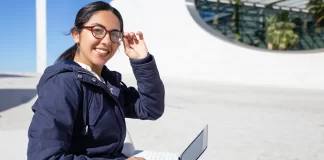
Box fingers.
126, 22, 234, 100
124, 32, 136, 40
129, 32, 136, 40
123, 31, 144, 41
136, 31, 144, 40
122, 32, 135, 50
122, 33, 130, 51
123, 31, 144, 53
132, 32, 139, 44
126, 156, 145, 160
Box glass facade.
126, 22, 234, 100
195, 0, 324, 51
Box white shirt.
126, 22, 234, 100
76, 62, 106, 84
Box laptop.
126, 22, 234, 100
132, 125, 208, 160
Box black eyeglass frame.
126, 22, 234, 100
81, 25, 124, 43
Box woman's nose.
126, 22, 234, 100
101, 33, 112, 46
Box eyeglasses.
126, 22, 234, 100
82, 25, 123, 43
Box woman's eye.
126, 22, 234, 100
94, 29, 103, 33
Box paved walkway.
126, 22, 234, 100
1, 73, 324, 160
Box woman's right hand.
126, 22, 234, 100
126, 156, 145, 160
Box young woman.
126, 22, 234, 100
27, 1, 164, 160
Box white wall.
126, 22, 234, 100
108, 0, 324, 90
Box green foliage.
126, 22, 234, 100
306, 0, 324, 27
265, 13, 299, 50
234, 33, 241, 41
233, 0, 242, 36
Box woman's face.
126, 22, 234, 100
73, 11, 121, 67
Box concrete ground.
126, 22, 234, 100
0, 73, 324, 160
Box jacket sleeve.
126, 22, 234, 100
121, 53, 165, 120
27, 73, 123, 160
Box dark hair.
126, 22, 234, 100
55, 1, 124, 63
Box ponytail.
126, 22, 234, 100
55, 43, 78, 64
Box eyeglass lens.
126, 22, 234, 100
91, 26, 122, 42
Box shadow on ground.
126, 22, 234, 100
0, 89, 37, 112
0, 74, 31, 78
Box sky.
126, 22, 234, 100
0, 0, 111, 72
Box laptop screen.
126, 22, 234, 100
180, 125, 208, 160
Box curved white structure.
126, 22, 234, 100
108, 0, 324, 90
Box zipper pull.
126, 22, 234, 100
110, 88, 114, 94
84, 125, 89, 134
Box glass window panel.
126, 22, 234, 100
194, 0, 324, 51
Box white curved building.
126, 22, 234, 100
107, 0, 324, 90
2, 1, 322, 160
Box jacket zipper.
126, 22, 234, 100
77, 70, 126, 152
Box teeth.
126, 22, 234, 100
95, 49, 108, 54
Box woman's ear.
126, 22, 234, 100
72, 27, 80, 44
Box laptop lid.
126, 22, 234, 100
179, 125, 208, 160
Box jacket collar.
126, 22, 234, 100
59, 59, 122, 87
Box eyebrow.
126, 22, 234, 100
91, 23, 120, 31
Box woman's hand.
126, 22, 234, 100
122, 31, 149, 60
126, 156, 145, 160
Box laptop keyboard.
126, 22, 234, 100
134, 151, 179, 160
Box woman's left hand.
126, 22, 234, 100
122, 31, 149, 60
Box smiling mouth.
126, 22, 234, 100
95, 48, 110, 56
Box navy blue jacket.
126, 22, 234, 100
27, 54, 165, 160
